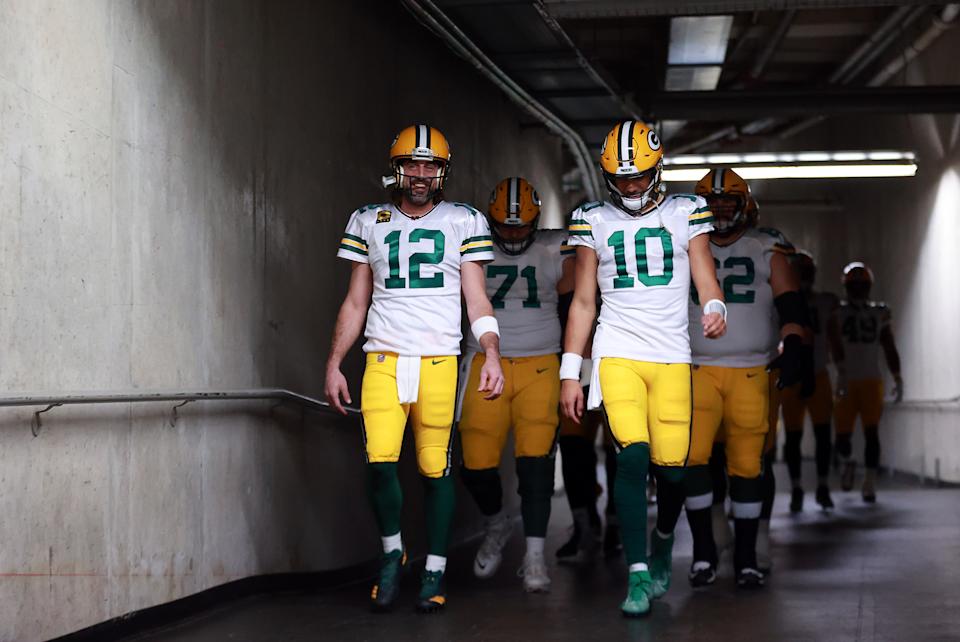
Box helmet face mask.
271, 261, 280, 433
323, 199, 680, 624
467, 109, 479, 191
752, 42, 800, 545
695, 167, 754, 242
488, 177, 541, 255
599, 121, 665, 215
389, 125, 451, 205
705, 193, 745, 236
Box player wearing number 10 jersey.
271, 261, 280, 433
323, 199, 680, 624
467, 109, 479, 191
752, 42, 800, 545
560, 120, 726, 617
325, 125, 505, 614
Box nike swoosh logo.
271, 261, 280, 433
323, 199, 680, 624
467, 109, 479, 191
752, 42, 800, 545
537, 368, 550, 374
432, 359, 447, 366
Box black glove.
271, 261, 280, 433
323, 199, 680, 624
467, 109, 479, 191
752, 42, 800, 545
799, 344, 815, 398
768, 334, 805, 390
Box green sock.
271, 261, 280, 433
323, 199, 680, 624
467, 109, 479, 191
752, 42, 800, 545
421, 474, 456, 557
516, 456, 555, 537
614, 443, 651, 566
366, 463, 403, 537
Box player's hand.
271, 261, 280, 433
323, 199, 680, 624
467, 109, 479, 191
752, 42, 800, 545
560, 379, 584, 423
769, 335, 805, 390
892, 375, 904, 403
702, 311, 726, 338
478, 354, 505, 400
324, 367, 351, 415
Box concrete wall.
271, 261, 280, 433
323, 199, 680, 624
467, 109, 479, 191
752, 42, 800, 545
0, 1, 568, 639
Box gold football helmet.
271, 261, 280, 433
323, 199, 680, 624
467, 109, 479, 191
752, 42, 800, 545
488, 177, 541, 255
389, 124, 451, 196
599, 120, 665, 214
695, 167, 757, 237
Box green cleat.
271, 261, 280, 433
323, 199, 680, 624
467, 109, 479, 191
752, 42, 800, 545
648, 530, 675, 599
370, 549, 407, 612
416, 569, 447, 613
620, 570, 653, 617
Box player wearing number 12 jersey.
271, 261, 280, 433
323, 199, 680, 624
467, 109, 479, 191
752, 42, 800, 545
458, 177, 575, 593
325, 125, 505, 614
560, 121, 726, 617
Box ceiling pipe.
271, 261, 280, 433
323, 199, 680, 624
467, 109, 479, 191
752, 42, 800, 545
399, 0, 603, 200
779, 4, 958, 139
746, 9, 796, 84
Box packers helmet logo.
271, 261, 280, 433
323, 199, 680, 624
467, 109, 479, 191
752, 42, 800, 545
376, 210, 392, 223
647, 130, 661, 151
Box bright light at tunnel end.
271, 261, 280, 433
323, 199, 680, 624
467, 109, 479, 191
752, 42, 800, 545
662, 150, 918, 181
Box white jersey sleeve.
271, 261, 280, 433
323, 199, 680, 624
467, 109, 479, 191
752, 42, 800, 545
689, 227, 792, 367
688, 196, 715, 240
336, 204, 380, 263
458, 203, 495, 263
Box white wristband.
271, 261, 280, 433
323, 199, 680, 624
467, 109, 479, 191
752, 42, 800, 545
560, 352, 584, 380
703, 298, 727, 321
471, 315, 500, 342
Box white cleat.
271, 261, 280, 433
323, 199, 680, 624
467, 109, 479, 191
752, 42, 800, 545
518, 551, 551, 593
474, 514, 513, 579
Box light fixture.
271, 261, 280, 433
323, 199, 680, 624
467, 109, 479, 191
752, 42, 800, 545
661, 150, 918, 181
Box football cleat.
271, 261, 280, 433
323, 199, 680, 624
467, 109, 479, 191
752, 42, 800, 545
862, 477, 877, 504
370, 549, 407, 612
518, 551, 551, 593
688, 561, 717, 588
815, 485, 835, 510
841, 460, 856, 491
648, 530, 675, 599
555, 525, 580, 561
416, 570, 447, 613
789, 487, 804, 513
620, 570, 653, 618
736, 567, 766, 589
473, 513, 512, 579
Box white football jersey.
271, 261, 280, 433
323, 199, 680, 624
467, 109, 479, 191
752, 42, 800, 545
567, 195, 714, 364
834, 300, 891, 381
690, 227, 793, 367
337, 201, 494, 356
807, 290, 840, 372
465, 229, 573, 357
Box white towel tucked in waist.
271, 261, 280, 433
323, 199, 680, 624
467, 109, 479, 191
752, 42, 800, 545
586, 357, 603, 410
397, 355, 421, 404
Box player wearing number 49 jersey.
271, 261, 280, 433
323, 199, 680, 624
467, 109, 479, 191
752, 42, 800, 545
325, 125, 505, 614
561, 120, 727, 617
828, 262, 902, 503
458, 177, 575, 594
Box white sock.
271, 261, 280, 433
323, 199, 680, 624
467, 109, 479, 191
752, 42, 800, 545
629, 562, 649, 573
382, 532, 403, 554
425, 554, 446, 573
525, 537, 545, 557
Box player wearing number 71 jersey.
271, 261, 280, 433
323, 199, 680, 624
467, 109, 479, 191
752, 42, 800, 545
560, 120, 726, 617
325, 124, 505, 614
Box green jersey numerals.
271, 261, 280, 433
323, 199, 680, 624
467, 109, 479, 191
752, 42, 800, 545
841, 314, 878, 343
691, 256, 757, 305
384, 229, 445, 289
606, 228, 674, 288
488, 265, 540, 309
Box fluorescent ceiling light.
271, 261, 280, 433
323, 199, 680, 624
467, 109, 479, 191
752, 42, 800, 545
663, 163, 917, 182
663, 150, 917, 166
664, 66, 722, 91
668, 16, 733, 65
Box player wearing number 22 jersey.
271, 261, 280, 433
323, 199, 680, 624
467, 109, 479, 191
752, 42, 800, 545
325, 125, 504, 614
458, 177, 575, 594
560, 120, 726, 617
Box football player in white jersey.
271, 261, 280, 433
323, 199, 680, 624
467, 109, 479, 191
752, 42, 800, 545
458, 177, 575, 593
325, 125, 505, 613
828, 262, 903, 502
560, 121, 726, 617
781, 251, 840, 511
676, 168, 811, 590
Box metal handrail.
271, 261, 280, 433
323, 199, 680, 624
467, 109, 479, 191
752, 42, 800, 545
0, 389, 360, 436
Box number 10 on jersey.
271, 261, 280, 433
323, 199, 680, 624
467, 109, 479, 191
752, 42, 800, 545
607, 228, 674, 288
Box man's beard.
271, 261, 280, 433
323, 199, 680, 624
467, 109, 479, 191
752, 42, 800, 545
405, 188, 433, 205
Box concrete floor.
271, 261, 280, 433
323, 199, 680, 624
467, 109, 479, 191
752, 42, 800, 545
128, 465, 960, 641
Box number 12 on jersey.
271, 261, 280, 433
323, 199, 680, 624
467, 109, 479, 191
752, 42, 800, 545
607, 228, 674, 288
